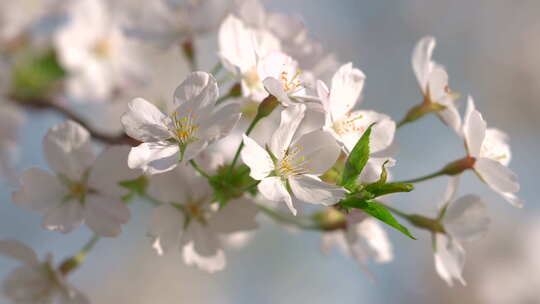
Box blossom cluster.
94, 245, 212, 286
0, 0, 522, 302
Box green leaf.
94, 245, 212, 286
339, 124, 374, 190
361, 201, 415, 239
119, 175, 148, 201
12, 49, 66, 100
364, 183, 414, 197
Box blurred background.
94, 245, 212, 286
0, 0, 538, 303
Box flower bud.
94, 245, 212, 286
441, 156, 476, 176
312, 207, 347, 231
256, 95, 279, 119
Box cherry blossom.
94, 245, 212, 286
121, 71, 241, 174
318, 62, 397, 182
462, 96, 522, 207
412, 36, 461, 132
0, 240, 89, 304
241, 104, 346, 215
12, 120, 139, 236
147, 165, 258, 273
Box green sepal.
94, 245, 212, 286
339, 124, 374, 191
119, 175, 148, 201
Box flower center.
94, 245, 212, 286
169, 109, 199, 145
93, 38, 111, 58
244, 68, 261, 89
277, 145, 312, 178
332, 113, 364, 135
280, 69, 303, 94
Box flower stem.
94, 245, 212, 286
256, 204, 321, 230
58, 235, 100, 276
229, 115, 261, 173
189, 159, 211, 180
393, 169, 445, 184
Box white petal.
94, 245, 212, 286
475, 157, 519, 193
359, 157, 395, 184
83, 194, 130, 237
241, 135, 274, 180
434, 234, 466, 287
3, 265, 53, 302
42, 202, 84, 233
173, 71, 219, 109
12, 168, 65, 214
289, 175, 347, 206
427, 64, 449, 102
270, 105, 306, 159
443, 195, 490, 241
198, 103, 241, 142
347, 218, 393, 263
185, 222, 221, 257
127, 142, 179, 174
329, 62, 366, 119
218, 15, 257, 72
88, 145, 141, 197
148, 203, 184, 255
210, 198, 259, 234
292, 130, 340, 175
263, 77, 293, 106
120, 98, 170, 142
498, 192, 524, 208
0, 240, 39, 266
437, 96, 462, 134
43, 120, 95, 181
258, 176, 296, 215
480, 128, 512, 166
412, 36, 436, 92
441, 176, 460, 207
463, 96, 486, 157
182, 242, 226, 273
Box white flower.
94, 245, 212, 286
259, 51, 320, 108
322, 210, 393, 270
54, 0, 146, 102
412, 36, 461, 133
121, 71, 241, 174
318, 63, 396, 182
234, 0, 338, 83
434, 177, 490, 286
12, 120, 139, 236
0, 0, 65, 43
241, 104, 346, 215
0, 240, 89, 304
218, 14, 281, 102
147, 165, 259, 273
125, 0, 229, 48
462, 96, 522, 207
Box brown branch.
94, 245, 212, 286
12, 96, 140, 146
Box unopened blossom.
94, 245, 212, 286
433, 177, 490, 286
241, 104, 346, 215
259, 51, 319, 108
218, 14, 281, 102
147, 165, 258, 273
321, 209, 393, 270
121, 71, 241, 174
125, 0, 229, 48
318, 63, 396, 182
54, 0, 147, 102
0, 240, 89, 304
412, 36, 461, 132
462, 96, 522, 207
12, 120, 139, 236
